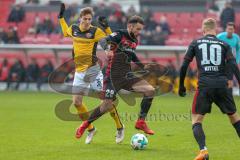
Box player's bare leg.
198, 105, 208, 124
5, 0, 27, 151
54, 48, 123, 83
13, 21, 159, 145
192, 114, 204, 125
228, 112, 240, 137
77, 85, 125, 143
132, 80, 155, 135
192, 114, 209, 160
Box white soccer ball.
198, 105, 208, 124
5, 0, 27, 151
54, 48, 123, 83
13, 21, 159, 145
130, 133, 148, 150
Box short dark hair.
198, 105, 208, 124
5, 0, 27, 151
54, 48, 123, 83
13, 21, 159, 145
127, 15, 144, 25
80, 7, 94, 17
227, 22, 235, 28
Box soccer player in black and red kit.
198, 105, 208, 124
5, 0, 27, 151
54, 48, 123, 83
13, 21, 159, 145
75, 15, 156, 139
179, 18, 240, 160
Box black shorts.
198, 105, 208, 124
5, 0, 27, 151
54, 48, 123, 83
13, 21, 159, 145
101, 76, 142, 100
192, 88, 236, 115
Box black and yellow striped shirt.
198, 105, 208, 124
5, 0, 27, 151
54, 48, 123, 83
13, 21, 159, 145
59, 18, 112, 72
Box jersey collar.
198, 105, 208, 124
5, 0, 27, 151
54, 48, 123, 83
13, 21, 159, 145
205, 34, 216, 37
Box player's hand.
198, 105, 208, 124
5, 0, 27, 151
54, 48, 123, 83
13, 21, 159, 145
178, 85, 186, 97
228, 80, 233, 88
58, 3, 65, 18
97, 16, 109, 29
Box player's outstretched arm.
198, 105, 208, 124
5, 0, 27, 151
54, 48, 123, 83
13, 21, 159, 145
228, 58, 240, 86
131, 52, 145, 69
99, 32, 121, 57
99, 37, 110, 51
226, 44, 240, 85
99, 37, 113, 57
58, 3, 65, 18
236, 35, 240, 64
99, 32, 121, 51
179, 40, 196, 97
97, 16, 112, 35
58, 3, 70, 37
178, 59, 190, 97
228, 58, 240, 95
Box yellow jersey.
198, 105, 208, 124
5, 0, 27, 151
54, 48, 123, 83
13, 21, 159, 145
59, 18, 112, 72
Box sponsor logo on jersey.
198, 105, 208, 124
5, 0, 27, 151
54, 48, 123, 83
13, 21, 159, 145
73, 32, 78, 36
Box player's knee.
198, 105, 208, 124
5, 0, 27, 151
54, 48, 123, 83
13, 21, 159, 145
73, 96, 83, 106
228, 112, 240, 123
228, 112, 237, 118
192, 119, 202, 125
101, 99, 113, 112
144, 86, 155, 97
192, 114, 204, 124
106, 100, 113, 108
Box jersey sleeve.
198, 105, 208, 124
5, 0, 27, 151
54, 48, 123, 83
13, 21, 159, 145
225, 44, 235, 61
236, 35, 240, 52
180, 42, 194, 87
99, 31, 122, 51
131, 52, 144, 69
59, 17, 72, 37
106, 32, 122, 44
104, 27, 112, 35
236, 35, 240, 64
94, 28, 107, 42
225, 44, 240, 84
216, 33, 223, 40
184, 40, 196, 62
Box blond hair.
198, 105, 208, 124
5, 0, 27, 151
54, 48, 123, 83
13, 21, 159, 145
202, 18, 217, 31
80, 7, 94, 17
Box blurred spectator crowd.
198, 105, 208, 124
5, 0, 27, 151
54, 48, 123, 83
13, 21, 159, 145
0, 57, 198, 92
0, 0, 238, 92
1, 1, 172, 45
0, 1, 239, 46
0, 1, 239, 45
0, 58, 74, 90
0, 58, 51, 90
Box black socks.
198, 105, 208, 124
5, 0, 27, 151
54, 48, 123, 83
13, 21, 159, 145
233, 120, 240, 138
139, 96, 153, 119
192, 123, 206, 150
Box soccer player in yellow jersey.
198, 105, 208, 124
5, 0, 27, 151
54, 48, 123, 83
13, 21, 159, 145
58, 3, 124, 144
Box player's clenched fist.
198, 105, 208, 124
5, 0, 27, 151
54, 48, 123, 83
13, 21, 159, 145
178, 85, 186, 97
58, 3, 65, 18
97, 16, 109, 29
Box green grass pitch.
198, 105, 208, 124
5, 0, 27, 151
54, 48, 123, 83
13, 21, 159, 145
0, 91, 239, 160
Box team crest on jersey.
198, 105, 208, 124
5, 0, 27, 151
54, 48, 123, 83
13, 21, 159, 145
86, 33, 92, 38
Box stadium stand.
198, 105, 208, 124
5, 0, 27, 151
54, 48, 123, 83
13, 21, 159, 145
0, 0, 239, 93
1, 0, 239, 46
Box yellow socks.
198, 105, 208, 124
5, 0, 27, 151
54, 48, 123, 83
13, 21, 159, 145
75, 103, 94, 131
75, 103, 123, 130
109, 105, 123, 129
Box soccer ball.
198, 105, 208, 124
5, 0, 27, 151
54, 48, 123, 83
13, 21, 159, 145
130, 133, 148, 150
